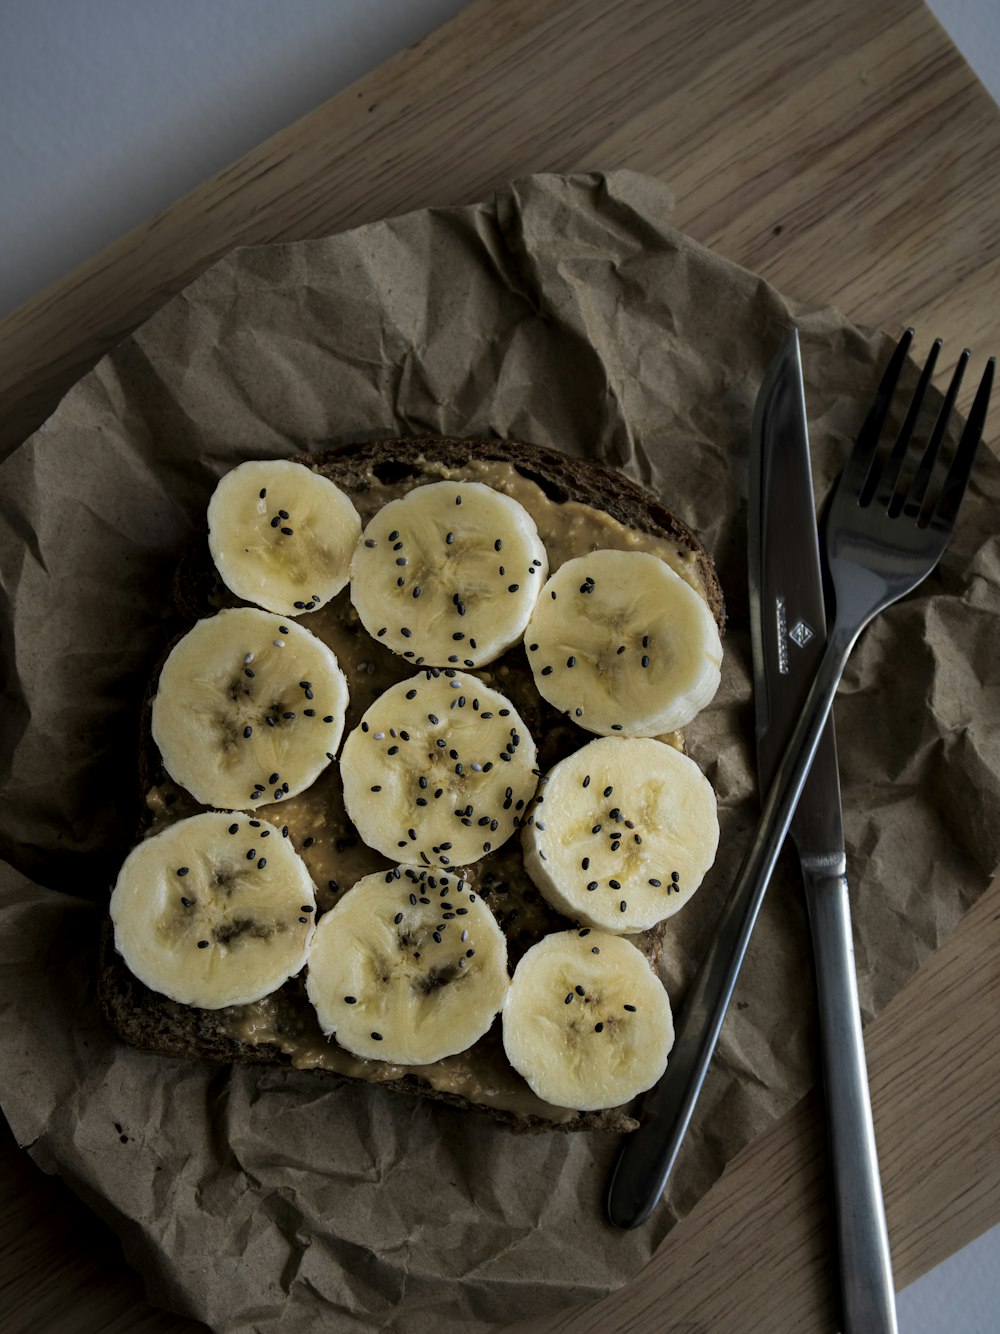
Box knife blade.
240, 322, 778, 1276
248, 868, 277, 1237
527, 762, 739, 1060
749, 329, 897, 1334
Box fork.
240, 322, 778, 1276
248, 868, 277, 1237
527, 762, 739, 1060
607, 330, 995, 1230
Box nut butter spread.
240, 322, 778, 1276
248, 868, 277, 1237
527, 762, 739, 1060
142, 456, 698, 1122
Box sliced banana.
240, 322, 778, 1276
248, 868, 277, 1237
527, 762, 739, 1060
522, 736, 718, 932
524, 549, 722, 736
502, 929, 674, 1110
207, 459, 361, 616
151, 607, 349, 810
110, 811, 317, 1009
305, 866, 509, 1064
339, 669, 538, 867
349, 480, 548, 667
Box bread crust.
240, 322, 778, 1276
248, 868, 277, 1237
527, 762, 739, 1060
99, 434, 723, 1133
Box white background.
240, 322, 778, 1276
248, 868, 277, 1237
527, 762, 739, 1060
2, 2, 999, 1330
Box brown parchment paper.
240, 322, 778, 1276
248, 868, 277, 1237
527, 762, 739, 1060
1, 170, 999, 1333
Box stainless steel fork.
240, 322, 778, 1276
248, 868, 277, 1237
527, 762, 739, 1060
607, 330, 994, 1229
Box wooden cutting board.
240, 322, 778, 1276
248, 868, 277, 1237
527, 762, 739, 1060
2, 1, 999, 1330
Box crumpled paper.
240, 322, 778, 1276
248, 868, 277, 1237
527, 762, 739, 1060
1, 170, 998, 1333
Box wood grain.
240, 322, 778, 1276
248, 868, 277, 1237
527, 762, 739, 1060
2, 0, 999, 1329
2, 0, 998, 460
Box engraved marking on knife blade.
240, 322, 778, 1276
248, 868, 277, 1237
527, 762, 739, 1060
789, 619, 815, 648
775, 596, 789, 674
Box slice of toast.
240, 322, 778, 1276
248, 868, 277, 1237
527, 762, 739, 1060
98, 435, 724, 1133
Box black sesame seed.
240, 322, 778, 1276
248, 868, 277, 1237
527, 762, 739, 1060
619, 900, 627, 912
258, 857, 267, 869
181, 896, 193, 908
176, 866, 189, 877
401, 627, 412, 638
364, 539, 377, 547
575, 985, 585, 996
371, 1032, 383, 1041
565, 993, 573, 1005
394, 913, 404, 924
649, 877, 662, 887
371, 785, 382, 792
592, 946, 600, 954
595, 1022, 604, 1033
671, 871, 680, 883
587, 881, 598, 891
197, 939, 210, 949
508, 584, 519, 593
246, 849, 256, 860
541, 665, 553, 676
270, 516, 280, 528
228, 823, 239, 834
641, 655, 650, 668
624, 1004, 637, 1012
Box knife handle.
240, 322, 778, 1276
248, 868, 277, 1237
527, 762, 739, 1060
803, 867, 898, 1334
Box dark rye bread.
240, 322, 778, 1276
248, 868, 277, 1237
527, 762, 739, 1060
98, 435, 725, 1134
170, 436, 724, 631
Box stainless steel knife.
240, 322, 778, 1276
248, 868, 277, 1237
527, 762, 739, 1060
749, 329, 897, 1333
607, 333, 897, 1334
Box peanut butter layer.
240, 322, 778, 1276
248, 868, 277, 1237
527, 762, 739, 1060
138, 456, 691, 1122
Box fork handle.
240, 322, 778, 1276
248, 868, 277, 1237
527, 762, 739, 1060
607, 624, 856, 1229
803, 865, 898, 1334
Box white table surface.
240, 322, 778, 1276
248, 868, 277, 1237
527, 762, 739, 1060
2, 2, 999, 1330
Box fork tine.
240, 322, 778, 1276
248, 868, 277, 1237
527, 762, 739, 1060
927, 355, 995, 531
902, 350, 970, 517
878, 337, 941, 513
848, 328, 914, 504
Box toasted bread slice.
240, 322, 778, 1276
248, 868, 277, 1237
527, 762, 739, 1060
98, 435, 724, 1133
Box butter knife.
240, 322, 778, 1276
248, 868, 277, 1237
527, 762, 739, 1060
749, 329, 897, 1332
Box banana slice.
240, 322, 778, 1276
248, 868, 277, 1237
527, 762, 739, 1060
151, 607, 349, 810
305, 865, 509, 1064
339, 669, 538, 867
349, 480, 548, 667
110, 811, 317, 1009
502, 929, 674, 1110
522, 736, 718, 932
524, 549, 722, 736
207, 459, 361, 616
